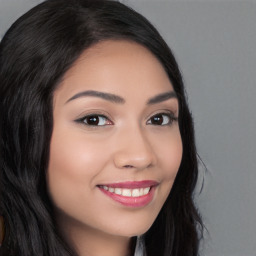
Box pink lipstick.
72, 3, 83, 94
98, 180, 158, 207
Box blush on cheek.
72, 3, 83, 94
161, 143, 183, 179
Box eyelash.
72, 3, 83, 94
147, 112, 178, 126
76, 114, 113, 126
76, 112, 178, 127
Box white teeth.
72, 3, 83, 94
103, 186, 109, 191
122, 189, 132, 197
114, 188, 122, 195
143, 187, 150, 194
132, 189, 140, 197
101, 186, 151, 197
109, 187, 115, 193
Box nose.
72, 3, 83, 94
113, 126, 157, 170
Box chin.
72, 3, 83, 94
109, 218, 155, 238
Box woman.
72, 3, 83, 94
0, 0, 203, 255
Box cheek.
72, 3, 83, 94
156, 130, 183, 179
48, 125, 111, 174
154, 130, 183, 198
46, 128, 109, 209
163, 141, 182, 178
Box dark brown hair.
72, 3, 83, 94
0, 1, 203, 255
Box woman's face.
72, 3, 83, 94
48, 40, 182, 240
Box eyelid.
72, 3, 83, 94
75, 112, 114, 126
146, 111, 178, 126
74, 109, 113, 121
74, 110, 178, 127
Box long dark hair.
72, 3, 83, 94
0, 0, 203, 255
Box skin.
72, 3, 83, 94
47, 40, 183, 256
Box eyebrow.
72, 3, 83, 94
66, 90, 125, 104
147, 91, 177, 105
65, 90, 177, 105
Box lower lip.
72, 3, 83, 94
99, 187, 156, 208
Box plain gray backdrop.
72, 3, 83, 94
0, 1, 255, 256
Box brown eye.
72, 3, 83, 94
151, 115, 164, 125
85, 116, 101, 125
147, 113, 176, 126
78, 115, 112, 126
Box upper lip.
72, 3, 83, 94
98, 180, 159, 189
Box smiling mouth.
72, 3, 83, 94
98, 185, 151, 197
97, 180, 158, 207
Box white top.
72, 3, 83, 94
134, 236, 146, 256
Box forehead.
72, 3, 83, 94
54, 40, 174, 104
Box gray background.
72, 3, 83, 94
1, 1, 255, 255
